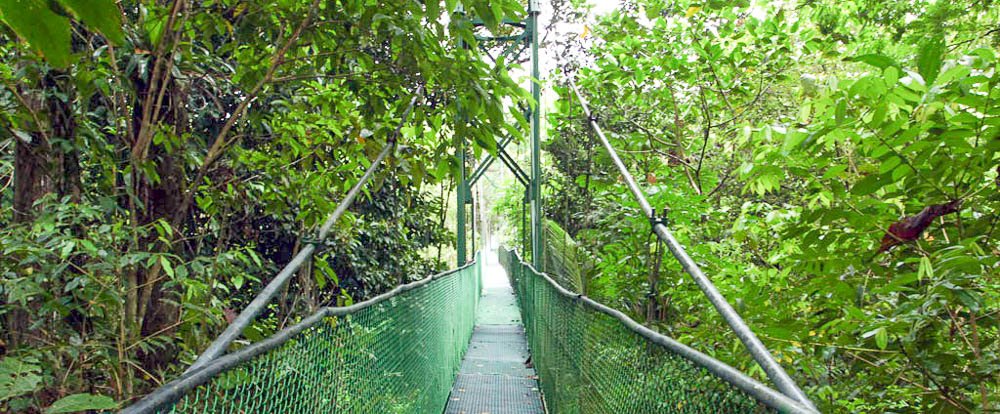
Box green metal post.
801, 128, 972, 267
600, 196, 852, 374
522, 189, 528, 256
471, 185, 476, 254
457, 146, 467, 266
528, 0, 543, 268
456, 5, 468, 267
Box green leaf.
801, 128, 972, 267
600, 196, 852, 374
918, 256, 934, 281
60, 241, 75, 259
247, 249, 262, 267
426, 0, 440, 21
0, 356, 42, 402
144, 13, 167, 48
936, 64, 970, 86
884, 66, 899, 86
917, 37, 944, 86
782, 130, 807, 153
160, 256, 174, 278
835, 99, 847, 124
821, 165, 847, 180
852, 175, 884, 196
46, 393, 118, 413
879, 156, 901, 175
0, 0, 72, 68
847, 54, 897, 70
875, 327, 888, 350
56, 0, 125, 44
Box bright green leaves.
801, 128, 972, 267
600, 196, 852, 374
160, 256, 175, 278
0, 0, 124, 68
917, 255, 934, 281
849, 37, 947, 88
543, 1, 1000, 412
143, 8, 168, 49
862, 327, 889, 350
0, 0, 70, 67
916, 37, 945, 86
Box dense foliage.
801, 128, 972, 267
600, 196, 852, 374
0, 0, 526, 411
495, 0, 999, 412
2, 0, 997, 412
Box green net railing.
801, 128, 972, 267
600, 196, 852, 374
126, 255, 481, 414
500, 248, 812, 414
541, 219, 592, 294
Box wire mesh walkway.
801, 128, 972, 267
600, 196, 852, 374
445, 249, 544, 414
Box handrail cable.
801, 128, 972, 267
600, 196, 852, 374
568, 79, 817, 411
121, 261, 476, 414
504, 249, 817, 414
185, 85, 426, 373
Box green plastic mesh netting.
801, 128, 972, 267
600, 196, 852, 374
158, 260, 481, 414
500, 248, 773, 414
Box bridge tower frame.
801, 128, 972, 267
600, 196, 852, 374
457, 0, 543, 268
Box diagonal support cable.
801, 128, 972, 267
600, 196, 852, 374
186, 85, 425, 373
568, 79, 817, 411
497, 146, 529, 187
468, 136, 529, 188
468, 136, 512, 184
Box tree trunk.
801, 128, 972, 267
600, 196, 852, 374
7, 69, 78, 348
127, 60, 189, 369
8, 122, 49, 348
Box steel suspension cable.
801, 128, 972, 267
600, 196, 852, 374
568, 80, 817, 411
186, 85, 425, 373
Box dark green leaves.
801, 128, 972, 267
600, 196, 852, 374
426, 0, 440, 21
851, 174, 885, 196
0, 356, 42, 402
0, 0, 71, 67
58, 0, 125, 45
847, 54, 898, 70
0, 0, 124, 68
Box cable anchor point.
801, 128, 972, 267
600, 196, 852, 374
649, 207, 670, 230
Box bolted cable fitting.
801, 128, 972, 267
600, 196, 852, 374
649, 207, 670, 230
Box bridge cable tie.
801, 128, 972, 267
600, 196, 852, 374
648, 206, 670, 231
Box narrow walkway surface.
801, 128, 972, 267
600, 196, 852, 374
445, 250, 543, 414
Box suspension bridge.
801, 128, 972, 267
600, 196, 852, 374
121, 2, 819, 413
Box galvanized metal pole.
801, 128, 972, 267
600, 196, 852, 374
568, 80, 816, 411
528, 0, 543, 268
187, 87, 424, 373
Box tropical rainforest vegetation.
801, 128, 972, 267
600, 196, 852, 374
0, 0, 526, 411
495, 0, 999, 412
0, 0, 996, 412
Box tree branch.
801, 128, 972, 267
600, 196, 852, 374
172, 0, 322, 228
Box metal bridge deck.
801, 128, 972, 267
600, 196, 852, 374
445, 251, 543, 414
